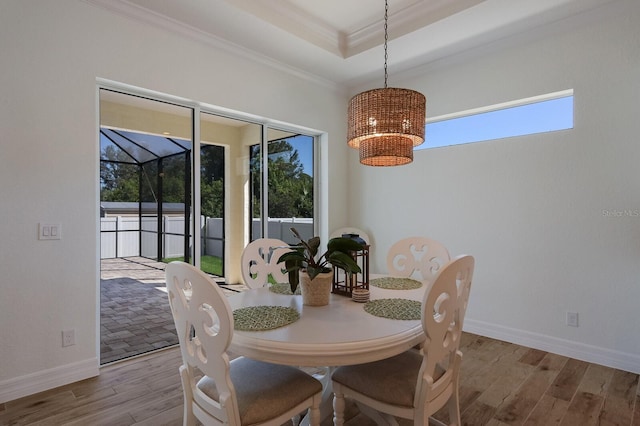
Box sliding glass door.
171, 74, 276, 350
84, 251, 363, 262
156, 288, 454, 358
99, 89, 193, 264
98, 85, 318, 363
249, 129, 315, 244
100, 87, 317, 282
99, 89, 194, 363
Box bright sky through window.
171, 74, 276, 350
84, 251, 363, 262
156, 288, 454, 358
417, 92, 574, 150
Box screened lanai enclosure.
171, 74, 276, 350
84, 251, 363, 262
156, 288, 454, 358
100, 128, 192, 261
100, 127, 226, 276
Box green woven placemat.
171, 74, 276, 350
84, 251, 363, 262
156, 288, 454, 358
370, 277, 422, 290
269, 283, 302, 295
364, 298, 421, 320
233, 306, 300, 331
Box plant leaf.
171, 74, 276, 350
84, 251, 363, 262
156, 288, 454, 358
277, 251, 306, 268
327, 237, 364, 253
285, 258, 300, 293
306, 266, 331, 280
307, 236, 321, 259
327, 251, 361, 274
290, 227, 302, 240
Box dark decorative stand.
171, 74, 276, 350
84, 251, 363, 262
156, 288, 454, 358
332, 243, 369, 296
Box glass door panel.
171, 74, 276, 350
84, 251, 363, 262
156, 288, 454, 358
265, 130, 315, 244
199, 142, 225, 276
99, 89, 193, 364
99, 89, 193, 263
200, 113, 261, 279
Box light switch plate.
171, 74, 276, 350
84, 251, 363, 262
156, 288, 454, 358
39, 223, 62, 240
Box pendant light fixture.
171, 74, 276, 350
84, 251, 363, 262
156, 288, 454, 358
347, 0, 426, 166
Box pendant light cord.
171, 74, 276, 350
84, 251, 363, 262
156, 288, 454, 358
384, 0, 389, 88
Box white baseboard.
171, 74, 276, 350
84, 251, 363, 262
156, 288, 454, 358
464, 318, 640, 375
0, 358, 99, 404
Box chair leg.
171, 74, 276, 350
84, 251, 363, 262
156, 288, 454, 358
183, 403, 196, 426
447, 352, 463, 426
179, 366, 197, 426
447, 395, 461, 426
332, 383, 346, 426
309, 394, 322, 426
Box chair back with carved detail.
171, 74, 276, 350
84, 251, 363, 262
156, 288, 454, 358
331, 255, 474, 426
240, 238, 290, 289
166, 261, 323, 426
416, 255, 474, 418
386, 236, 450, 284
165, 261, 239, 425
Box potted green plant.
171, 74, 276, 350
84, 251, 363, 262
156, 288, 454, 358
278, 227, 364, 305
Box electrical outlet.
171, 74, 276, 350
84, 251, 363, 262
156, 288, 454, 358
62, 329, 75, 347
566, 312, 579, 327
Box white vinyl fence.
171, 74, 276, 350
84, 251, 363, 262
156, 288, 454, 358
100, 216, 313, 259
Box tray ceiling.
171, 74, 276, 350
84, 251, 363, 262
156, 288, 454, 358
87, 0, 619, 88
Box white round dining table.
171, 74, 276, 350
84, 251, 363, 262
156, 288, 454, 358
227, 283, 426, 367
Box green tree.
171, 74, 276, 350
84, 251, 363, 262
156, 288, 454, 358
101, 149, 191, 205
100, 145, 140, 201
200, 145, 224, 218
250, 139, 313, 218
201, 179, 224, 218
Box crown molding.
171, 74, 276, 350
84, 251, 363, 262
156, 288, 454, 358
82, 0, 342, 92
226, 0, 345, 57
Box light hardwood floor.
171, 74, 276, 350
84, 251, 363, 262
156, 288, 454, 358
1, 333, 639, 425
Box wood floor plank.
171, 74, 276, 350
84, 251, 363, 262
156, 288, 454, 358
523, 394, 570, 426
131, 404, 183, 426
518, 348, 548, 367
633, 394, 640, 426
547, 358, 590, 401
485, 419, 512, 426
560, 391, 604, 426
598, 370, 639, 426
493, 352, 567, 424
110, 360, 181, 395
461, 400, 498, 426
460, 340, 526, 394
0, 390, 78, 425
64, 412, 137, 426
2, 334, 638, 426
128, 392, 184, 423
459, 387, 484, 413
578, 363, 614, 396
62, 361, 153, 400
26, 378, 180, 426
432, 385, 483, 424
476, 360, 534, 409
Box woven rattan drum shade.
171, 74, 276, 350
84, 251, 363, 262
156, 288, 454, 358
359, 136, 413, 166
348, 87, 426, 166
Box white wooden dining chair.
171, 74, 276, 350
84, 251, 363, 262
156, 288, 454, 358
332, 255, 475, 426
386, 236, 451, 284
240, 238, 290, 289
165, 261, 322, 426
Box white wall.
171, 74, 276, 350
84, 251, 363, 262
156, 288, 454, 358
349, 0, 640, 373
2, 0, 639, 405
0, 0, 349, 402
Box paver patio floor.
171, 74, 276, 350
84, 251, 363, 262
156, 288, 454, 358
100, 257, 247, 364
